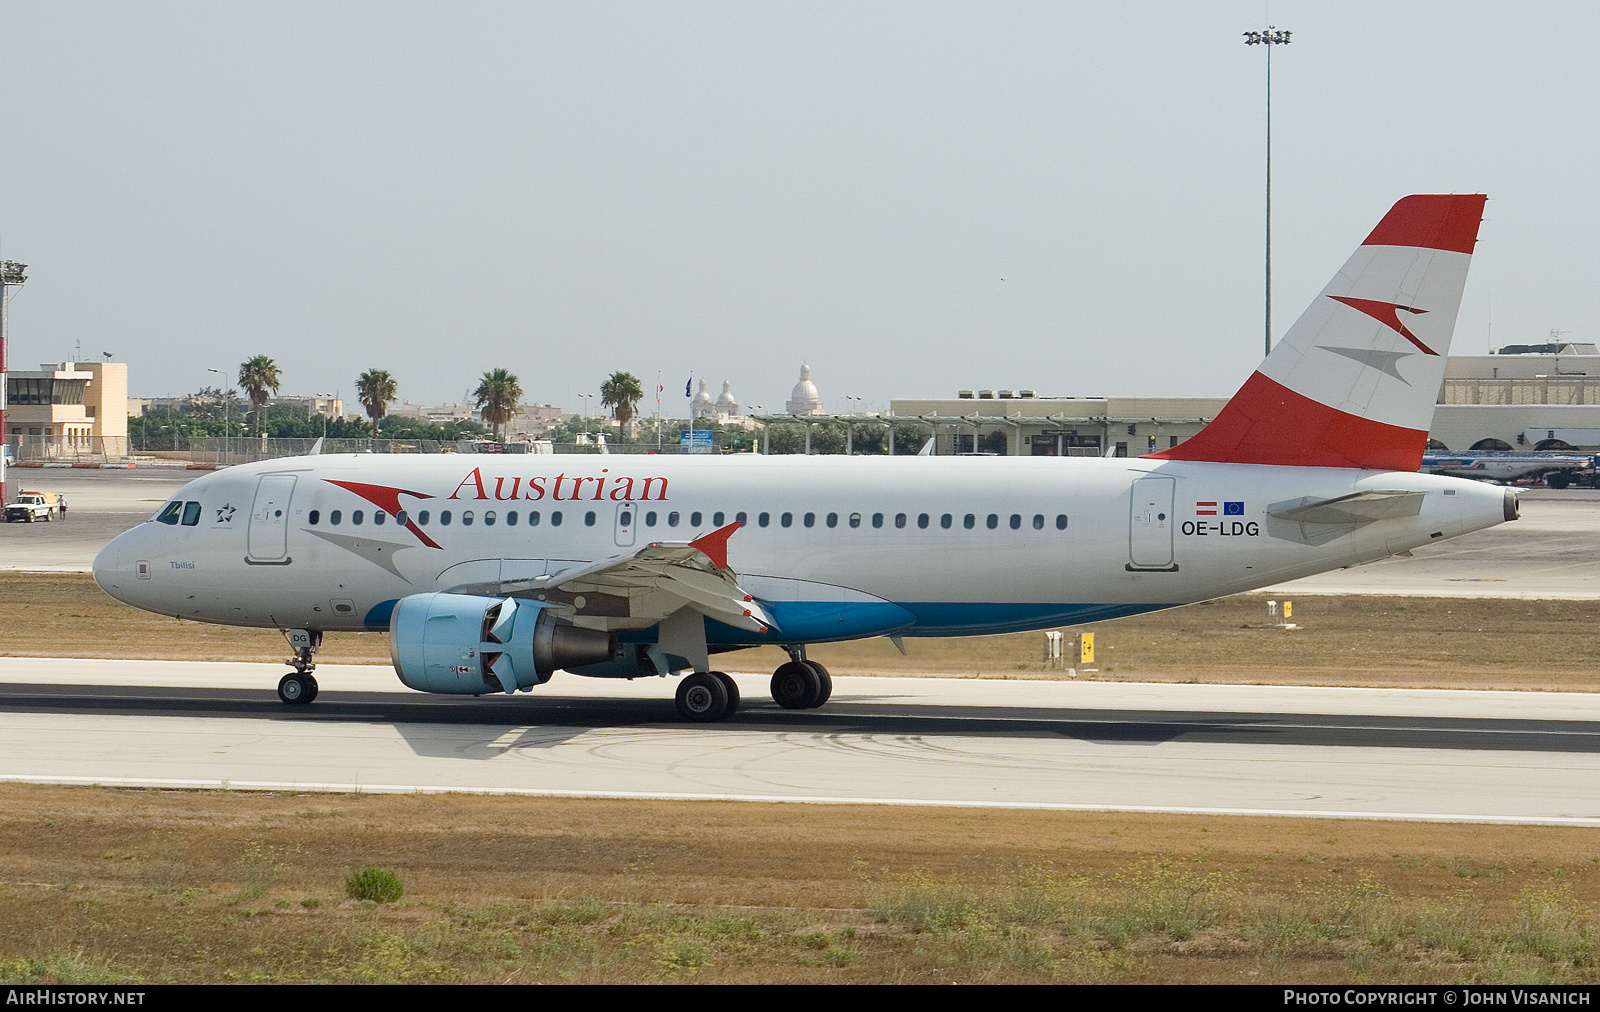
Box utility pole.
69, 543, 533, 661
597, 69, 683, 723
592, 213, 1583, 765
0, 260, 29, 507
1244, 26, 1291, 357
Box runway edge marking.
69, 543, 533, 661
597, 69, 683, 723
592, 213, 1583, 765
2, 775, 1597, 827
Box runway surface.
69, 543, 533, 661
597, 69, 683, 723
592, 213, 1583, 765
3, 657, 1598, 825
4, 470, 1597, 597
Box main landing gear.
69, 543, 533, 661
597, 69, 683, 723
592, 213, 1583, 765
771, 646, 831, 710
675, 671, 741, 722
278, 628, 321, 706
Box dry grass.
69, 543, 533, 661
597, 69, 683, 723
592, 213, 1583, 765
10, 572, 1600, 691
3, 786, 1600, 984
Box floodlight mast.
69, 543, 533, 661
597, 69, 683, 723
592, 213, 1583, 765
1244, 26, 1291, 358
0, 259, 28, 507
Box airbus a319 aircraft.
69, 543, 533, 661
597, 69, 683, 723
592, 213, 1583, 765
94, 194, 1515, 720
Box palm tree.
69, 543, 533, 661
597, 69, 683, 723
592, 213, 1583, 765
355, 369, 398, 432
600, 371, 644, 437
238, 355, 281, 436
473, 368, 522, 439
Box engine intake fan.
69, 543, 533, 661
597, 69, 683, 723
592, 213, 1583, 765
389, 592, 619, 695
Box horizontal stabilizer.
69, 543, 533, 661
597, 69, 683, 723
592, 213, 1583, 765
1267, 490, 1425, 526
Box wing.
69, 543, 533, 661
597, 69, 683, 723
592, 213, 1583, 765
500, 522, 776, 634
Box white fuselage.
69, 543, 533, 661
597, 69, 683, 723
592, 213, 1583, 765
92, 452, 1511, 647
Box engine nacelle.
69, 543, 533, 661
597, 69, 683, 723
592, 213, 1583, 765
389, 592, 619, 695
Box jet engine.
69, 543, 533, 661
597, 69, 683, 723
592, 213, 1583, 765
389, 592, 618, 695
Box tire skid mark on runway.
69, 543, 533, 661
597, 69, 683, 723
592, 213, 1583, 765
6, 684, 1600, 754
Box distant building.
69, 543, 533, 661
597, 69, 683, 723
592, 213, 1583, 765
785, 364, 825, 415
714, 380, 740, 418
6, 361, 127, 452
690, 379, 716, 419
890, 389, 1224, 456
1431, 342, 1600, 451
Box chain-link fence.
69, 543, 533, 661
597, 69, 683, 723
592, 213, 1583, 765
7, 434, 132, 463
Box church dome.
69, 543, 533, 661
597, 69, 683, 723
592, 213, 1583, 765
690, 379, 715, 418
714, 380, 739, 417
785, 364, 824, 415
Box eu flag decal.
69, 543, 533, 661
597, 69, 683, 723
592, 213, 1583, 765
1224, 502, 1245, 515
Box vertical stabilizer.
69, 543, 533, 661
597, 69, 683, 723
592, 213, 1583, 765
1149, 194, 1486, 470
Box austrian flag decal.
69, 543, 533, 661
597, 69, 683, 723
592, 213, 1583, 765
1196, 501, 1245, 516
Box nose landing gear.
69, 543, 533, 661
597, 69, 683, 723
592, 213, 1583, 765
278, 628, 321, 705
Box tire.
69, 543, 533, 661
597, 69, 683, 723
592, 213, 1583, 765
675, 672, 729, 722
804, 661, 832, 707
303, 675, 319, 703
711, 672, 740, 716
771, 660, 822, 710
1548, 472, 1572, 489
277, 672, 313, 705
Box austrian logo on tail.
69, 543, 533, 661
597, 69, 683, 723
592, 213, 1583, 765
1328, 296, 1436, 355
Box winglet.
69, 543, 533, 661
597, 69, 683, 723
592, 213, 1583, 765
688, 521, 742, 569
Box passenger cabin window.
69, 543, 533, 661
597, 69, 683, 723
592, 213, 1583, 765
1033, 514, 1044, 530
645, 511, 657, 527
584, 511, 596, 526
940, 513, 952, 529
418, 510, 430, 525
396, 510, 408, 526
156, 501, 183, 525
964, 514, 976, 530
308, 510, 320, 525
439, 510, 451, 526
181, 501, 202, 526
529, 511, 540, 526
352, 510, 364, 526
803, 512, 815, 528
849, 513, 862, 528
331, 510, 343, 526
825, 512, 838, 528
504, 511, 515, 526
894, 513, 906, 529
872, 513, 884, 528
714, 512, 725, 526
551, 511, 563, 526
373, 511, 386, 526
918, 513, 929, 529
736, 511, 747, 525
690, 511, 702, 526
781, 512, 793, 528
483, 511, 495, 526
1056, 514, 1068, 529
461, 511, 474, 526
986, 513, 998, 530
758, 512, 770, 528
668, 511, 680, 527
619, 508, 633, 526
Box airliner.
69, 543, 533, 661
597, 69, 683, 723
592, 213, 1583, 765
93, 194, 1514, 720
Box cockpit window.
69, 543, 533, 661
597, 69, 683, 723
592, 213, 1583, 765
181, 501, 202, 526
155, 501, 183, 525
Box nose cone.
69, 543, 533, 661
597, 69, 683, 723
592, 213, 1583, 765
92, 525, 142, 605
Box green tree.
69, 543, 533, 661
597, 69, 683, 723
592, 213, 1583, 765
237, 355, 281, 436
600, 371, 644, 434
473, 368, 522, 439
355, 369, 398, 431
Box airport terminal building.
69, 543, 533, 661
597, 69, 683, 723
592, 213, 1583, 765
884, 343, 1600, 456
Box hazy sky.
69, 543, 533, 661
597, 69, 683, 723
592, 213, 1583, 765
2, 2, 1595, 416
